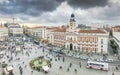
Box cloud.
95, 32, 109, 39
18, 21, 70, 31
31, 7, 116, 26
0, 0, 64, 16
0, 0, 120, 26
66, 0, 108, 9
37, 0, 120, 26
0, 0, 109, 16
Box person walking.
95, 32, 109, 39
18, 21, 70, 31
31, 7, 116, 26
74, 69, 77, 73
80, 64, 81, 68
63, 57, 65, 62
59, 66, 62, 69
67, 68, 69, 72
23, 62, 24, 64
112, 72, 114, 75
70, 63, 72, 67
116, 66, 118, 70
25, 65, 27, 68
31, 70, 33, 75
79, 62, 81, 68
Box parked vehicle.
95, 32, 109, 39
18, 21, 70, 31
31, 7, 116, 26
105, 59, 113, 63
87, 61, 109, 71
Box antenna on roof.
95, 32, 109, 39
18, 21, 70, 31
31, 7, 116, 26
13, 17, 17, 24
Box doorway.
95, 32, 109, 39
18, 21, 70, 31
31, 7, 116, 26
70, 43, 73, 50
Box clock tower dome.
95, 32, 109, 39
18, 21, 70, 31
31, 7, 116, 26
68, 13, 78, 32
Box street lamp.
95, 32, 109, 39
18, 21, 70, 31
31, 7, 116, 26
42, 40, 44, 53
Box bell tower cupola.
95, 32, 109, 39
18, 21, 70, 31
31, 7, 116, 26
68, 13, 77, 32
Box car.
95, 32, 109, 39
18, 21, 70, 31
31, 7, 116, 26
75, 55, 80, 58
2, 63, 8, 68
99, 59, 104, 62
81, 56, 88, 60
106, 59, 113, 63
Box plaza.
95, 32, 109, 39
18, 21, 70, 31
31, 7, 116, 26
0, 35, 120, 75
0, 0, 120, 75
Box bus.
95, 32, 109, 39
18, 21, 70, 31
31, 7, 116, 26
87, 61, 109, 71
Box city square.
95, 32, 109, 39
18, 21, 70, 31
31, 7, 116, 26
0, 0, 120, 75
0, 35, 120, 75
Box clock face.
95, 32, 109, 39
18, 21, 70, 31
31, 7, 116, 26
70, 22, 73, 26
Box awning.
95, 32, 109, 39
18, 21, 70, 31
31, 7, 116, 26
16, 46, 21, 52
6, 66, 13, 71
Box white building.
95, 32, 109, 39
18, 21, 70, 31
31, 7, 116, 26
24, 26, 47, 42
112, 26, 120, 49
0, 26, 8, 41
8, 24, 23, 36
112, 26, 120, 59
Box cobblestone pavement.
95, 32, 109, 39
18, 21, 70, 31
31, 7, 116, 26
0, 41, 120, 75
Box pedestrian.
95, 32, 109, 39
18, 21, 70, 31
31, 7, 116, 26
116, 66, 118, 70
63, 57, 65, 62
59, 66, 62, 69
25, 65, 27, 68
80, 64, 81, 68
23, 62, 24, 64
20, 68, 23, 75
20, 70, 23, 75
74, 69, 77, 73
31, 70, 33, 75
112, 72, 114, 75
70, 63, 72, 67
79, 62, 81, 68
58, 57, 60, 60
55, 59, 57, 61
49, 64, 52, 68
67, 68, 69, 72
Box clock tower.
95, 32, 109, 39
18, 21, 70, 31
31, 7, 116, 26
68, 13, 77, 32
65, 13, 78, 51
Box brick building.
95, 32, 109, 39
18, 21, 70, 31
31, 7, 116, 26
48, 14, 109, 54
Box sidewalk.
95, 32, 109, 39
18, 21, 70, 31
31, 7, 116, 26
0, 67, 3, 75
62, 49, 120, 62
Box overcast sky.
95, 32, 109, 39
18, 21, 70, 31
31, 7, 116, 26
0, 0, 120, 26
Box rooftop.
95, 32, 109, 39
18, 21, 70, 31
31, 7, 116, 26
32, 26, 46, 29
79, 29, 107, 33
0, 26, 5, 28
53, 28, 66, 32
9, 25, 21, 28
113, 26, 120, 28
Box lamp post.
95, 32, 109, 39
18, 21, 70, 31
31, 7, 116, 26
42, 41, 44, 53
10, 34, 15, 61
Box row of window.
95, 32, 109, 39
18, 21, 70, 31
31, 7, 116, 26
80, 44, 98, 47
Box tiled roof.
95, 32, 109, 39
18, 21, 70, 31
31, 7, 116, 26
113, 26, 120, 28
79, 29, 106, 33
53, 28, 66, 32
0, 26, 4, 28
32, 26, 45, 29
47, 26, 67, 32
46, 27, 58, 30
9, 25, 21, 28
113, 26, 120, 32
46, 27, 60, 32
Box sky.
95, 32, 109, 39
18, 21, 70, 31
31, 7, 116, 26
0, 0, 120, 26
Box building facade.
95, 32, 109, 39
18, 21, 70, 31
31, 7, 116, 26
24, 26, 47, 42
8, 24, 23, 36
112, 26, 120, 58
112, 26, 120, 47
0, 26, 8, 41
48, 14, 109, 54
